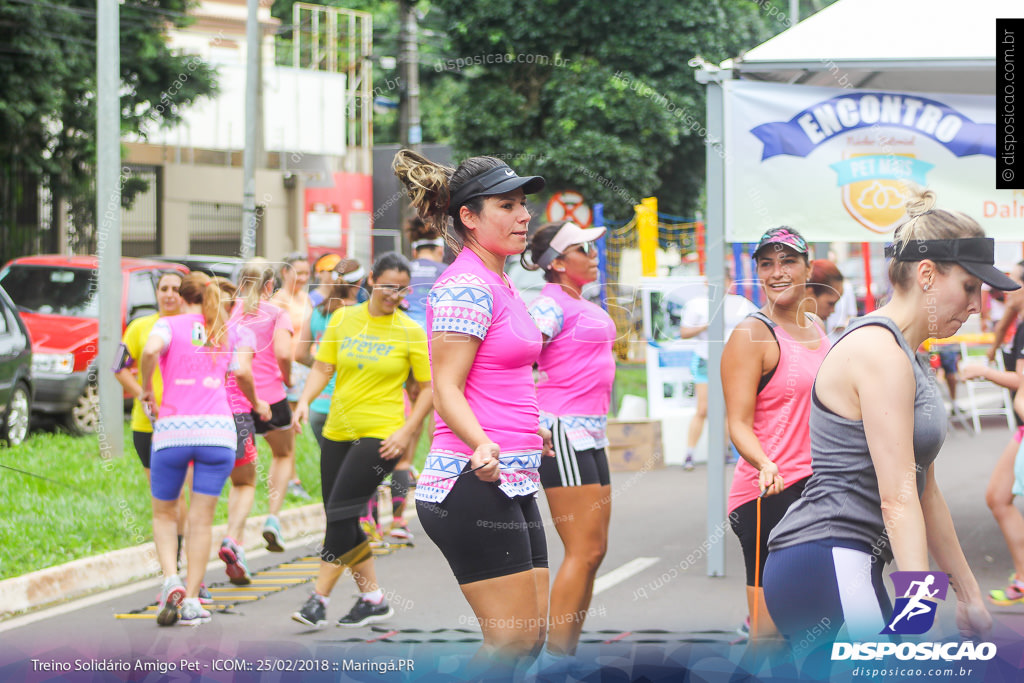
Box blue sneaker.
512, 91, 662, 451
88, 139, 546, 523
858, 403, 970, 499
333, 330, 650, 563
262, 515, 285, 552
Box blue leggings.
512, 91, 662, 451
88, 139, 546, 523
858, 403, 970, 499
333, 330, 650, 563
763, 540, 891, 645
151, 445, 235, 501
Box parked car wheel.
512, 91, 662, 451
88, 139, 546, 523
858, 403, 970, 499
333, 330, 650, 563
64, 382, 99, 435
3, 382, 31, 445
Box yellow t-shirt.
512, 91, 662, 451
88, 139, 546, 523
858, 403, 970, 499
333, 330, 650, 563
315, 303, 430, 441
122, 313, 164, 433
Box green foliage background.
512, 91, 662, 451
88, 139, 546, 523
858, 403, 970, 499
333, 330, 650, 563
429, 0, 767, 219
0, 0, 838, 257
0, 0, 218, 258
268, 0, 838, 219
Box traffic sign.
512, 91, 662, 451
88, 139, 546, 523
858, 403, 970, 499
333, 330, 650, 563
546, 190, 592, 228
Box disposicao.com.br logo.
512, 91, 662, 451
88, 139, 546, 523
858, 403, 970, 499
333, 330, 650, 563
831, 571, 996, 662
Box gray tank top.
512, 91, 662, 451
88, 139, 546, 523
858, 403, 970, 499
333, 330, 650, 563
767, 315, 947, 563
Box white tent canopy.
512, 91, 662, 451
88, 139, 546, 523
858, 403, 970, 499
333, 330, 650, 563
730, 0, 1016, 94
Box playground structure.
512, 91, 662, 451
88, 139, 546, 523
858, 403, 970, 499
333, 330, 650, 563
589, 197, 772, 362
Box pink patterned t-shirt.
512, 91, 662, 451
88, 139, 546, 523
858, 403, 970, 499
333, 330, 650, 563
529, 283, 617, 451
530, 282, 616, 418
416, 248, 543, 503
150, 313, 252, 452
225, 300, 293, 411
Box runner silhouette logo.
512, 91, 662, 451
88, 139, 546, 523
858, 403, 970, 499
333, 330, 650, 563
880, 571, 949, 635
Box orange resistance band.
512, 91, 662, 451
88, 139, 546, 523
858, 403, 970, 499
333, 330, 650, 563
752, 494, 763, 638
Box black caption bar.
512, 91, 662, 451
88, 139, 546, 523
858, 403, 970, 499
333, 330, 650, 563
998, 18, 1024, 189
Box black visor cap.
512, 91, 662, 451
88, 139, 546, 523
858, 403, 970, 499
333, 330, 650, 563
884, 237, 1021, 291
448, 165, 545, 215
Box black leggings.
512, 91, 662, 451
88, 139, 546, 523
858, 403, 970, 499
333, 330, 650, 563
319, 438, 397, 564
417, 468, 548, 585
729, 476, 808, 586
133, 431, 153, 469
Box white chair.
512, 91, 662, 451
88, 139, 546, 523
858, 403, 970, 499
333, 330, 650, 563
960, 341, 1016, 434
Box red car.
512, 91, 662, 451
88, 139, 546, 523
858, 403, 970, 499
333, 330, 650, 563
0, 256, 188, 434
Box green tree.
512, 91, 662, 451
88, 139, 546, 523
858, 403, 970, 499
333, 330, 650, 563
427, 0, 779, 219
0, 0, 217, 258
266, 0, 837, 218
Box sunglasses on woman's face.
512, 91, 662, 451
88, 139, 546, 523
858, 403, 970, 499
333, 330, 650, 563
566, 241, 596, 257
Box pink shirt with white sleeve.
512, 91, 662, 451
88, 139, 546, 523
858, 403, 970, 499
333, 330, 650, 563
415, 248, 544, 503
529, 282, 616, 450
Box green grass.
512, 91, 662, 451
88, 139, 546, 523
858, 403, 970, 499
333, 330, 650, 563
2, 369, 637, 581
611, 362, 647, 413
0, 425, 316, 581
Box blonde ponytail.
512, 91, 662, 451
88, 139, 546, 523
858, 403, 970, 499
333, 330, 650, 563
235, 258, 276, 316
888, 184, 984, 290
201, 277, 235, 348
178, 273, 228, 348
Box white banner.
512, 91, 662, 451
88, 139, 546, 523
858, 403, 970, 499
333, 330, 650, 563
724, 80, 1021, 242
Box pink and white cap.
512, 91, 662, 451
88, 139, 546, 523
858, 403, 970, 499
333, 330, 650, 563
537, 222, 607, 269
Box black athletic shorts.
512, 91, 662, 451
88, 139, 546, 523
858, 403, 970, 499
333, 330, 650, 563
233, 412, 258, 465
133, 430, 153, 469
1003, 349, 1024, 427
539, 442, 610, 488
417, 468, 548, 585
729, 476, 809, 586
252, 398, 292, 434
539, 417, 611, 488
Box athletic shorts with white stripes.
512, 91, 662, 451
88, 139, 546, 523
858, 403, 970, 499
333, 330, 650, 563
539, 417, 611, 489
763, 539, 892, 645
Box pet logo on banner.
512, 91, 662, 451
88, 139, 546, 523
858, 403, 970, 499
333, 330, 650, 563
751, 92, 994, 235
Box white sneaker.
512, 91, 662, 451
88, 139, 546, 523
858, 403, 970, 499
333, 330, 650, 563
156, 576, 186, 627
178, 598, 211, 626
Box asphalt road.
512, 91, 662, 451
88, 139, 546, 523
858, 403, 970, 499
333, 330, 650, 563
3, 418, 1024, 681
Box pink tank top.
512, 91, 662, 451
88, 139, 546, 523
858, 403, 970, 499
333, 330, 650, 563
727, 313, 831, 513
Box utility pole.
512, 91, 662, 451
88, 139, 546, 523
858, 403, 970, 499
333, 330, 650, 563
397, 0, 421, 255
696, 62, 730, 578
240, 0, 260, 260
96, 0, 123, 458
